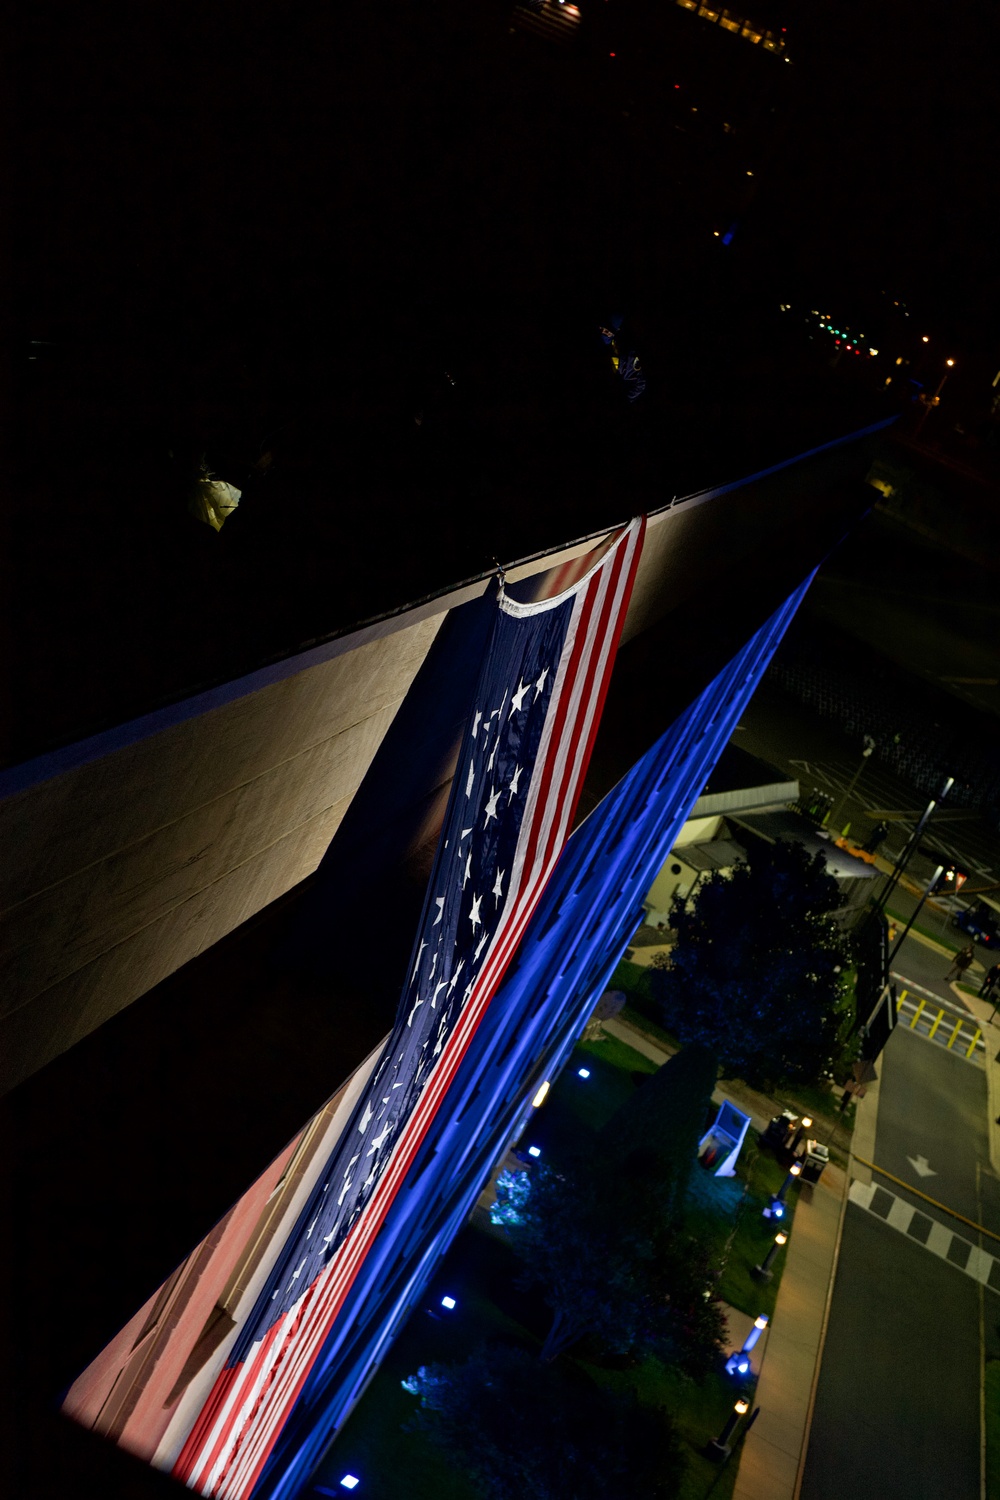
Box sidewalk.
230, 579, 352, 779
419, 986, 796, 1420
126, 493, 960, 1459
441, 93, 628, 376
732, 1164, 847, 1500
606, 1015, 849, 1498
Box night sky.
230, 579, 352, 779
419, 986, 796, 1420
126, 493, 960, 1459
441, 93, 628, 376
3, 3, 1000, 1495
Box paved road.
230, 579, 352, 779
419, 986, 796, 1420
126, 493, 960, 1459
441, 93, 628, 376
734, 682, 1000, 902
801, 1025, 1000, 1499
889, 930, 977, 1011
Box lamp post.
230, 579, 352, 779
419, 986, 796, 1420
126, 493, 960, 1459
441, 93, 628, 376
752, 1230, 788, 1282
871, 775, 954, 922
707, 1396, 751, 1460
913, 358, 956, 440
827, 736, 875, 835
887, 866, 944, 969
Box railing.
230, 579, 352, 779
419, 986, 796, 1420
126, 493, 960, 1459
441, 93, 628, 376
895, 989, 985, 1062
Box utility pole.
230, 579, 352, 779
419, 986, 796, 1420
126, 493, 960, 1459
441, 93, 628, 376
827, 736, 876, 834
887, 866, 944, 969
874, 775, 954, 918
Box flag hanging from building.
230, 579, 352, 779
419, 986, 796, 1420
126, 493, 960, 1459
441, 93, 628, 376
166, 516, 644, 1497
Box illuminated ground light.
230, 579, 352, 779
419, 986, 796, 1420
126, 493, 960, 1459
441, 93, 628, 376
527, 1145, 542, 1158
577, 1067, 591, 1078
340, 1478, 360, 1492
440, 1295, 457, 1310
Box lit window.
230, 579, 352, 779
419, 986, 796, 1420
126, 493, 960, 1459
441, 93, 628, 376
719, 14, 740, 30
676, 0, 697, 10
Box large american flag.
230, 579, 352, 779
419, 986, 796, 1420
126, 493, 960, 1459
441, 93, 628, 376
171, 516, 645, 1498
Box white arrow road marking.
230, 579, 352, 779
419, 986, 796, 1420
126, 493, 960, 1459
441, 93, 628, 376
908, 1155, 937, 1178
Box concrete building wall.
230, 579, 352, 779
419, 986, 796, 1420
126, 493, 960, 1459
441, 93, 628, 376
0, 429, 881, 1095
0, 622, 442, 1093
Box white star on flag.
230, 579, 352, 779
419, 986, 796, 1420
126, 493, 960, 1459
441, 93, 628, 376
508, 678, 529, 716
145, 517, 646, 1500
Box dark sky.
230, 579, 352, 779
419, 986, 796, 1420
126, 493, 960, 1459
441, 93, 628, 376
6, 0, 1000, 765
747, 0, 1000, 339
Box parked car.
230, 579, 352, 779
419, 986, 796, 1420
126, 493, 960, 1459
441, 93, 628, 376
955, 895, 1000, 950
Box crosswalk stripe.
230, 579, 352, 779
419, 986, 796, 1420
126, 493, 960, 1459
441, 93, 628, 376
850, 1179, 1000, 1290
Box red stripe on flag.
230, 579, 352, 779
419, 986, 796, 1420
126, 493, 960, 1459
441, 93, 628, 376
178, 519, 644, 1498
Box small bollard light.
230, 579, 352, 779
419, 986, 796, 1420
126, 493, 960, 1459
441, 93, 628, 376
743, 1314, 768, 1353
774, 1161, 802, 1204
725, 1311, 769, 1374
527, 1145, 542, 1158
340, 1476, 361, 1491
708, 1397, 751, 1460
578, 1067, 591, 1079
753, 1230, 788, 1283
440, 1295, 457, 1310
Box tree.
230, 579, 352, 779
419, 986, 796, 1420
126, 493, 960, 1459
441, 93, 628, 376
512, 1159, 726, 1369
403, 1343, 686, 1500
649, 839, 853, 1091
593, 1043, 719, 1221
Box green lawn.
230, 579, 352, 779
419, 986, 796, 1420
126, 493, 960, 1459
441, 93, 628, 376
322, 1034, 794, 1497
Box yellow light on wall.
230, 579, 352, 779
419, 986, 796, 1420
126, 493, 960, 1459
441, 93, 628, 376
531, 1081, 551, 1107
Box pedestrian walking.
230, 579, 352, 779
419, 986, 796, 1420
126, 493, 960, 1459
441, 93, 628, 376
945, 943, 975, 982
980, 960, 1000, 998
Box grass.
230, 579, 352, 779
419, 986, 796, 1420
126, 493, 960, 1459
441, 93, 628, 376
988, 1360, 1000, 1500
885, 905, 961, 953
685, 1146, 796, 1321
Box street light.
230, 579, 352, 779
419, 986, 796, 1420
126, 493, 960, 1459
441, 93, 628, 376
914, 358, 956, 439
827, 736, 876, 835
708, 1396, 752, 1460
752, 1230, 788, 1282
